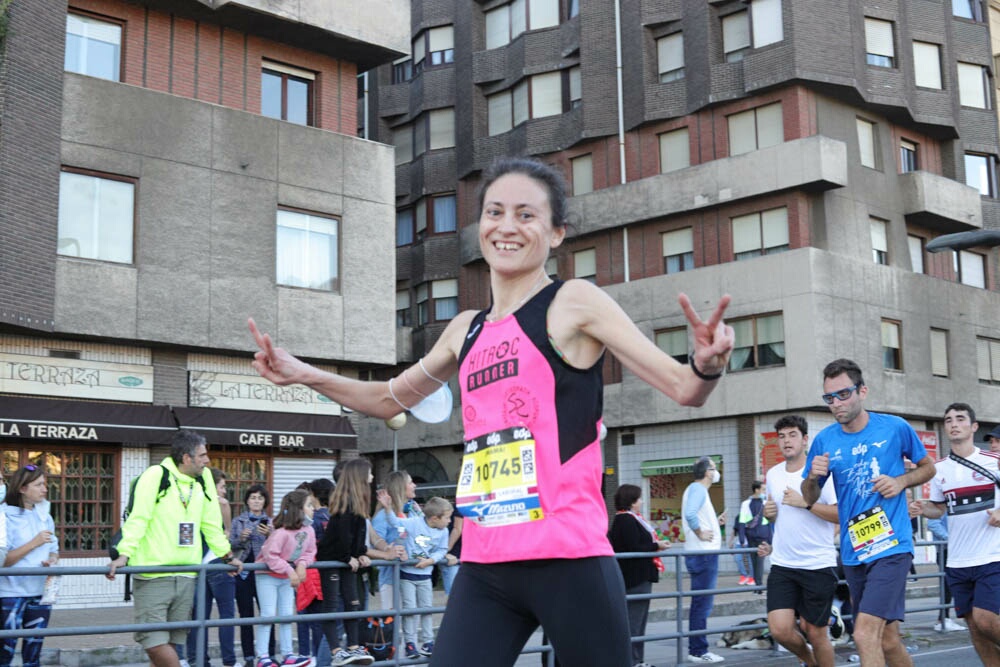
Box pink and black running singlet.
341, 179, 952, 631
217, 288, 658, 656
456, 280, 613, 563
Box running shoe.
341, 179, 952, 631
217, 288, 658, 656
738, 576, 749, 585
688, 652, 725, 663
405, 641, 420, 659
279, 653, 314, 667
419, 641, 434, 656
829, 605, 845, 640
934, 618, 966, 632
346, 646, 374, 665
256, 658, 276, 667
330, 649, 352, 666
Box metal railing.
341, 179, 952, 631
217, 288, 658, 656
0, 540, 950, 667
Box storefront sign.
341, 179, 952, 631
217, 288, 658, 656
0, 396, 177, 444
915, 430, 938, 499
759, 431, 782, 478
0, 353, 153, 403
188, 371, 342, 415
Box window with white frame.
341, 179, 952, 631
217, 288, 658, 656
955, 250, 986, 287
654, 327, 689, 365
913, 42, 942, 89
569, 66, 582, 108
276, 208, 339, 291
930, 328, 949, 377
732, 207, 789, 260
657, 33, 684, 82
958, 62, 989, 108
729, 313, 784, 370
857, 118, 878, 169
900, 140, 917, 173
414, 25, 454, 73
659, 127, 690, 173
865, 18, 895, 67
485, 0, 560, 49
662, 228, 694, 274
574, 248, 597, 283
433, 279, 459, 321
65, 12, 122, 81
881, 319, 902, 370
870, 217, 888, 265
728, 102, 783, 156
722, 11, 750, 62
396, 209, 414, 246
977, 336, 1000, 384
58, 170, 135, 264
965, 153, 996, 196
571, 155, 593, 196
953, 0, 984, 21
751, 0, 784, 48
908, 234, 924, 273
396, 290, 412, 327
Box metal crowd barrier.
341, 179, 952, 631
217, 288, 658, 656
0, 540, 950, 667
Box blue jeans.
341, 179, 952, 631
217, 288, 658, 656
685, 553, 719, 657
0, 597, 51, 667
186, 565, 236, 666
255, 574, 295, 659
439, 563, 460, 595
733, 550, 751, 578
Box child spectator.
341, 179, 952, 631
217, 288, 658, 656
253, 489, 316, 667
297, 479, 334, 667
375, 493, 452, 659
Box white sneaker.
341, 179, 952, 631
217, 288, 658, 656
935, 618, 966, 632
688, 652, 725, 663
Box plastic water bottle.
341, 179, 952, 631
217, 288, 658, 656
40, 576, 60, 605
395, 522, 407, 548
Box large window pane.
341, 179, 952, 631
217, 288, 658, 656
913, 42, 942, 89
752, 0, 783, 47
723, 12, 750, 62
488, 92, 512, 135
728, 109, 757, 156
261, 70, 283, 119
756, 103, 784, 149
511, 0, 527, 38
529, 0, 559, 29
865, 18, 895, 67
574, 248, 597, 282
433, 195, 457, 233
659, 128, 690, 173
429, 109, 455, 150
486, 6, 510, 49
58, 171, 134, 264
965, 153, 994, 195
857, 118, 877, 169
572, 154, 593, 196
908, 235, 924, 273
276, 210, 339, 291
655, 327, 689, 364
513, 80, 529, 125
931, 329, 949, 377
732, 213, 762, 257
396, 209, 414, 246
65, 13, 122, 81
531, 72, 561, 118
657, 33, 684, 82
870, 217, 888, 265
394, 125, 413, 164
959, 250, 986, 287
433, 279, 459, 321
958, 62, 988, 108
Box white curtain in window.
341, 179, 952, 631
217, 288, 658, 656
930, 329, 949, 377
276, 211, 337, 291
751, 0, 783, 47
57, 172, 134, 263
488, 92, 512, 135
756, 102, 784, 149
531, 72, 562, 117
656, 329, 688, 356
881, 321, 900, 348
662, 228, 693, 257
960, 250, 986, 288
513, 80, 529, 125
529, 0, 559, 29
511, 0, 527, 38
393, 125, 413, 164
865, 18, 895, 58
908, 235, 924, 273
433, 196, 457, 233
658, 33, 684, 75
728, 109, 757, 156
857, 118, 877, 168
486, 6, 510, 49
761, 208, 789, 249
429, 109, 455, 149
574, 248, 596, 278
732, 214, 762, 254
723, 12, 750, 54
572, 155, 593, 196
659, 127, 690, 173
870, 218, 888, 252
913, 42, 942, 88
958, 62, 987, 108
729, 319, 754, 370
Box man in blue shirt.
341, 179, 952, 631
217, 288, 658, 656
803, 359, 934, 667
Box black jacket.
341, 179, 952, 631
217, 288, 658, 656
316, 512, 367, 563
608, 513, 660, 588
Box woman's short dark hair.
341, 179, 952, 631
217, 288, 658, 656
6, 465, 46, 508
243, 483, 269, 507
310, 478, 334, 506
477, 157, 569, 229
614, 484, 642, 511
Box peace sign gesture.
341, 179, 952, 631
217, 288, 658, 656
679, 293, 734, 377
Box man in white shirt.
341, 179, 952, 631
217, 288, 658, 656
911, 403, 1000, 665
681, 456, 727, 664
758, 415, 839, 667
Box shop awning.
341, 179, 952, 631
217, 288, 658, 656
640, 455, 721, 477
173, 406, 355, 451
0, 395, 177, 444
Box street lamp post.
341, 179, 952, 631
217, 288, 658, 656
385, 413, 406, 470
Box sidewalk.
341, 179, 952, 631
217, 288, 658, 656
33, 565, 953, 666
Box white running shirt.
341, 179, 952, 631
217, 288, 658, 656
766, 461, 838, 570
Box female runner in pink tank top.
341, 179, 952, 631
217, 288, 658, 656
248, 157, 734, 667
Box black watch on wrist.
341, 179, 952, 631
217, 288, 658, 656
804, 504, 813, 512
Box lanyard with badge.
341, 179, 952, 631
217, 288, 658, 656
173, 473, 196, 548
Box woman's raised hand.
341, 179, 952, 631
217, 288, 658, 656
678, 294, 734, 375
248, 318, 313, 386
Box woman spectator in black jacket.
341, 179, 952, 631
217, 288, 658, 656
608, 484, 669, 667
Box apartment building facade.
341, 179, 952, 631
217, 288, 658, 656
360, 0, 1000, 541
0, 0, 407, 604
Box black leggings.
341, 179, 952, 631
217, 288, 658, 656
320, 566, 363, 648
431, 557, 631, 667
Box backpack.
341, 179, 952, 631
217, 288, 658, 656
108, 464, 209, 560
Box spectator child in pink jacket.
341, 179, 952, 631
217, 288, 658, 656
253, 489, 317, 667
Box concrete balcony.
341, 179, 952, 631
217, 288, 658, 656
898, 171, 983, 232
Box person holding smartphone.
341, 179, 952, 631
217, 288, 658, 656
231, 485, 273, 667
